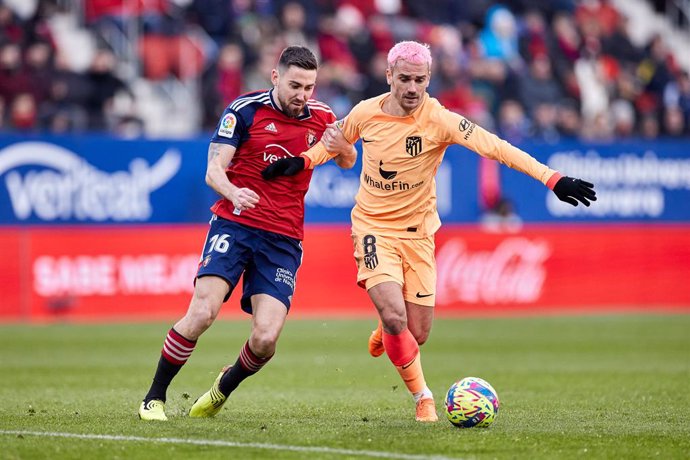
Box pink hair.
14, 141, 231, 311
387, 41, 432, 69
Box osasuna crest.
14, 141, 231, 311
406, 136, 422, 157
306, 130, 318, 148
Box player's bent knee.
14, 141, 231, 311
185, 303, 219, 332
380, 313, 407, 335
413, 331, 429, 345
250, 331, 279, 357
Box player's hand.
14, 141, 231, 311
553, 176, 597, 207
230, 187, 259, 211
321, 122, 348, 154
334, 145, 357, 169
261, 157, 305, 180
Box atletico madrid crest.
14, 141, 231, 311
406, 136, 422, 156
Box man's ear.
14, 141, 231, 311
271, 68, 279, 86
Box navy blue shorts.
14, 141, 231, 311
196, 216, 302, 313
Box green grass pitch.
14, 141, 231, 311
1, 315, 688, 459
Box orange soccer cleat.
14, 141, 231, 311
415, 397, 438, 422
368, 321, 385, 357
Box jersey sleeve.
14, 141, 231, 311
434, 107, 558, 185
301, 142, 333, 168
302, 104, 364, 168
210, 107, 247, 147
337, 101, 367, 145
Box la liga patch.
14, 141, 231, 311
218, 113, 237, 138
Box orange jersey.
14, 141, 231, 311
304, 93, 557, 238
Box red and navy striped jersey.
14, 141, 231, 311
209, 89, 336, 240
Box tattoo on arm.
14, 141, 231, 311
207, 143, 221, 163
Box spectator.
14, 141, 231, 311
0, 3, 24, 44
278, 1, 317, 51
436, 55, 487, 121
38, 54, 89, 133
9, 92, 37, 130
640, 112, 660, 139
550, 13, 580, 98
480, 197, 523, 233
25, 40, 54, 104
519, 54, 563, 115
201, 42, 244, 127
574, 36, 609, 126
188, 0, 235, 45
638, 34, 675, 98
242, 42, 278, 94
0, 43, 32, 103
556, 98, 582, 137
664, 71, 690, 131
316, 9, 358, 72
497, 99, 531, 143
362, 52, 390, 99
610, 98, 636, 137
518, 10, 551, 62
339, 5, 376, 76
478, 5, 522, 71
575, 0, 619, 38
84, 49, 129, 131
530, 102, 560, 143
601, 15, 643, 66
662, 106, 686, 137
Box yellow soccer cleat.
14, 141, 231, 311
415, 397, 439, 422
368, 321, 385, 358
139, 399, 168, 421
189, 366, 230, 418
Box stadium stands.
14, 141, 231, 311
0, 0, 688, 139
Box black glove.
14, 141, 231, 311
261, 157, 305, 180
553, 176, 597, 207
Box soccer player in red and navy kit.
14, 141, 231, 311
138, 46, 356, 421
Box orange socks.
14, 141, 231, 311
382, 328, 427, 395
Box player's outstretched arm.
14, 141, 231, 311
446, 111, 596, 208
547, 173, 597, 207
262, 123, 357, 179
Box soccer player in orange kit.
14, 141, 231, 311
263, 41, 596, 422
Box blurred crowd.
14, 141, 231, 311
1, 0, 689, 139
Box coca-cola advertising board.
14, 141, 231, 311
435, 224, 690, 313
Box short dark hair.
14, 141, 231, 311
278, 46, 318, 71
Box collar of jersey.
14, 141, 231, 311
268, 89, 312, 120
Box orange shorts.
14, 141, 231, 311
351, 232, 436, 307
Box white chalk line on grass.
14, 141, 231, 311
0, 430, 460, 460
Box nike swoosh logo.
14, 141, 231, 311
415, 292, 434, 298
362, 138, 374, 143
402, 358, 415, 369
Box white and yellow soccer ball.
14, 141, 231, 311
444, 377, 500, 428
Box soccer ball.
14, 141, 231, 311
445, 377, 500, 428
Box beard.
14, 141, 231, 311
278, 96, 304, 118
